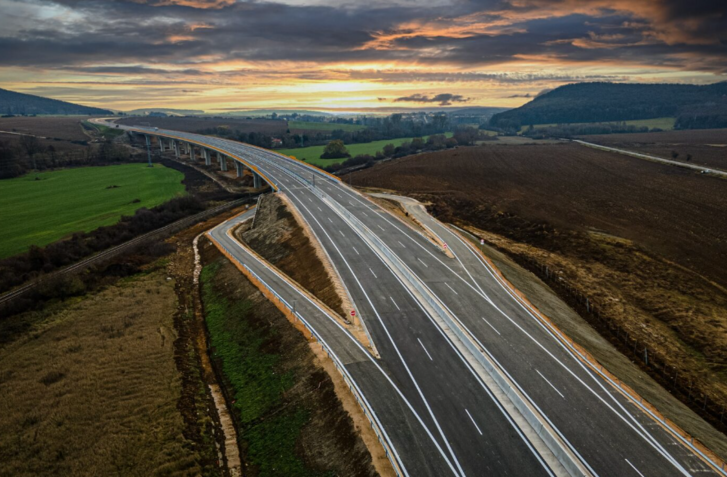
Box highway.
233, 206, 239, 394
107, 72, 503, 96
102, 119, 726, 477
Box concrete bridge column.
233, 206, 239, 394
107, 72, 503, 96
253, 172, 262, 188
203, 149, 211, 166
173, 141, 180, 159
189, 145, 196, 161
158, 137, 164, 152
235, 161, 244, 178
220, 155, 228, 172
185, 143, 191, 155
216, 151, 222, 164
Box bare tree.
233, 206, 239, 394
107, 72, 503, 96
19, 135, 42, 170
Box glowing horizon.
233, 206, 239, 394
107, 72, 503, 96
0, 0, 724, 112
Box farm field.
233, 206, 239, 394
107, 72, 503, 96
520, 116, 675, 133
0, 267, 210, 476
579, 128, 727, 170
0, 164, 185, 258
116, 116, 288, 135
287, 120, 367, 132
0, 116, 92, 141
277, 133, 453, 166
351, 143, 727, 452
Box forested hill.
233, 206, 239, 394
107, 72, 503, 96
0, 88, 112, 116
490, 82, 727, 129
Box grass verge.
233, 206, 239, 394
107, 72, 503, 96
202, 260, 316, 477
200, 254, 378, 477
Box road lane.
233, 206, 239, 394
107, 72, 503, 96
103, 120, 726, 477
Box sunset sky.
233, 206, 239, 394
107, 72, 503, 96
0, 0, 725, 112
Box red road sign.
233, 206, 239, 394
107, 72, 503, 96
351, 310, 356, 317
443, 243, 448, 249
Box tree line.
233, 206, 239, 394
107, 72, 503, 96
0, 195, 205, 295
0, 135, 140, 179
197, 113, 453, 151
322, 127, 484, 173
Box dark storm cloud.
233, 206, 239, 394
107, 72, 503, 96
392, 93, 470, 106
0, 0, 725, 75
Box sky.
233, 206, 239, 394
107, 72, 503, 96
0, 0, 725, 112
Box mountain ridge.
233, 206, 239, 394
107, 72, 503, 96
0, 88, 113, 116
490, 82, 727, 130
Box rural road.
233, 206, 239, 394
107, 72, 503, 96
101, 118, 727, 477
574, 139, 727, 177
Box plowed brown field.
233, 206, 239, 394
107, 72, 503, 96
116, 116, 287, 134
354, 143, 727, 286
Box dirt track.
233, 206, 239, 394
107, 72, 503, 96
579, 128, 727, 170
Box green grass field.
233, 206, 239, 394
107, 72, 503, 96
0, 164, 185, 258
277, 133, 453, 166
519, 117, 675, 133
83, 120, 125, 140
287, 120, 367, 132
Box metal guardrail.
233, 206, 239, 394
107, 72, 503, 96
0, 198, 249, 306
211, 239, 406, 477
254, 147, 727, 476
447, 226, 727, 476
279, 170, 589, 476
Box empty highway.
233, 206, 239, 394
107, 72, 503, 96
99, 119, 727, 477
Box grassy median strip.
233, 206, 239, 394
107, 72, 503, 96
201, 260, 323, 477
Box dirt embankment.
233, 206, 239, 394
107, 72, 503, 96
351, 143, 727, 457
236, 193, 346, 317
199, 241, 381, 477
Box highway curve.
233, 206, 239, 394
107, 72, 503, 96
103, 119, 727, 477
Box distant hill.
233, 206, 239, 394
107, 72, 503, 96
212, 109, 334, 117
128, 108, 204, 116
0, 88, 112, 116
448, 107, 509, 117
490, 82, 727, 130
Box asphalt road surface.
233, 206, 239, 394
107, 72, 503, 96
104, 120, 725, 477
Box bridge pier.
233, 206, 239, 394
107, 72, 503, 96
185, 143, 191, 155
158, 137, 164, 152
220, 155, 228, 172
173, 141, 180, 159
203, 148, 211, 166
253, 172, 262, 188
235, 161, 244, 178
189, 145, 196, 161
